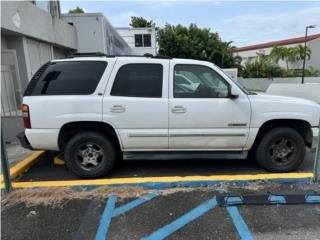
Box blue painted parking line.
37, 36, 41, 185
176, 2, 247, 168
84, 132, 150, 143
227, 206, 253, 240
268, 195, 286, 204
305, 195, 320, 203
141, 197, 218, 240
95, 195, 117, 240
113, 192, 160, 217
94, 192, 160, 240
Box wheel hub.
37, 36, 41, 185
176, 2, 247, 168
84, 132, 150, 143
77, 143, 103, 168
270, 137, 295, 163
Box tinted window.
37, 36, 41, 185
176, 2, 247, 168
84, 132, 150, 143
134, 35, 143, 47
143, 34, 151, 47
25, 61, 107, 96
111, 64, 163, 98
174, 65, 229, 98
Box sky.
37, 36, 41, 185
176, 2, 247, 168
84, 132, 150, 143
60, 1, 320, 47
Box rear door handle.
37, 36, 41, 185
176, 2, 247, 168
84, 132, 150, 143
172, 106, 186, 113
110, 105, 125, 113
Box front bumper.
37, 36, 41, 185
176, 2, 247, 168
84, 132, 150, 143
311, 127, 319, 149
16, 131, 34, 150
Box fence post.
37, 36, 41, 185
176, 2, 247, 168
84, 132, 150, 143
1, 127, 12, 193
314, 128, 320, 182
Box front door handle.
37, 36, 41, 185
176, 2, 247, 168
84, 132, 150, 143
110, 105, 125, 113
172, 106, 186, 113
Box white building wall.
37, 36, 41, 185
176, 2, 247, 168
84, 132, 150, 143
116, 27, 157, 55
234, 38, 320, 71
307, 38, 320, 71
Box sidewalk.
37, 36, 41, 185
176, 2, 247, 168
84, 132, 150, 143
5, 143, 34, 167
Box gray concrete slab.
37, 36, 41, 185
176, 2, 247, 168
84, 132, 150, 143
5, 143, 34, 167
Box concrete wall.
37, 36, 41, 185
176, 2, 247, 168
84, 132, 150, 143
1, 1, 77, 49
116, 27, 157, 55
237, 77, 320, 91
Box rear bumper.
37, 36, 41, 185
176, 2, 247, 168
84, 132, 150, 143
311, 127, 319, 149
16, 131, 34, 150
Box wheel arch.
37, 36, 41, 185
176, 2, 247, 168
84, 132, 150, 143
252, 119, 313, 150
58, 121, 122, 151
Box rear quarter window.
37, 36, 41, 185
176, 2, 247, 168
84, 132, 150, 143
24, 61, 107, 96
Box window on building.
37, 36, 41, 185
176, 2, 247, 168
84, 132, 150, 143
134, 35, 143, 47
134, 34, 152, 47
111, 64, 163, 98
174, 64, 229, 98
143, 34, 151, 47
25, 61, 107, 96
34, 1, 50, 13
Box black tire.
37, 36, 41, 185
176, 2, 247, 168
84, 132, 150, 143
64, 132, 116, 178
254, 127, 305, 172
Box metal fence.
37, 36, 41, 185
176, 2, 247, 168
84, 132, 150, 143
1, 50, 24, 142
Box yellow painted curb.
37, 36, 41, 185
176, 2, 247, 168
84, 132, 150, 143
1, 172, 313, 189
0, 151, 46, 182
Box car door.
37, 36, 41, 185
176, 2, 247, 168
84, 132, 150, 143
169, 60, 251, 150
103, 58, 169, 150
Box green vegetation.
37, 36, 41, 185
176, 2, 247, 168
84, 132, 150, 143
157, 24, 236, 68
68, 7, 85, 14
130, 16, 155, 28
239, 45, 318, 78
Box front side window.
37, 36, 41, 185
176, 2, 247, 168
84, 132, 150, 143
25, 61, 107, 96
174, 65, 229, 98
111, 64, 163, 98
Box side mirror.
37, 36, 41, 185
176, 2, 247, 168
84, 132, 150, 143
229, 86, 239, 99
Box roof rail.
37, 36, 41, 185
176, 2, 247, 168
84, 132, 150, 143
69, 52, 171, 59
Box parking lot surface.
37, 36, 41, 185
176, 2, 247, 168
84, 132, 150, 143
1, 182, 320, 240
17, 151, 315, 182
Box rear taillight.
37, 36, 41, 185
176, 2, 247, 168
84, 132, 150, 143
22, 104, 31, 129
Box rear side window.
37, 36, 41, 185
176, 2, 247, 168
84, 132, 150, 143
111, 64, 163, 98
24, 61, 107, 96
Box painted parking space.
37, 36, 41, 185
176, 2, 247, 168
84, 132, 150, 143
15, 151, 315, 182
2, 185, 320, 240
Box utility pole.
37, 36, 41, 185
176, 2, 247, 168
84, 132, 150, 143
1, 127, 12, 193
301, 25, 316, 84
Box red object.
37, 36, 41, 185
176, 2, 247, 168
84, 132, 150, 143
234, 34, 320, 52
22, 104, 31, 129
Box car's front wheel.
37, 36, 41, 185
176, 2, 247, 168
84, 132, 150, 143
255, 127, 305, 172
64, 132, 116, 178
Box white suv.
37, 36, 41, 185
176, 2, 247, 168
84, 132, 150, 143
18, 53, 320, 178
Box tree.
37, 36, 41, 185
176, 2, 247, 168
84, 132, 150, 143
240, 53, 283, 78
130, 16, 155, 28
68, 7, 85, 14
270, 45, 311, 70
157, 24, 237, 68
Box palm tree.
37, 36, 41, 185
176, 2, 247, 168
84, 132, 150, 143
270, 45, 312, 70
270, 46, 290, 70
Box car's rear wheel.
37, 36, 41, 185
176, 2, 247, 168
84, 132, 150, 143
255, 127, 305, 172
64, 132, 116, 178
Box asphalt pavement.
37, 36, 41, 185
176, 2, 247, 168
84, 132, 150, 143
17, 151, 315, 182
2, 182, 320, 240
